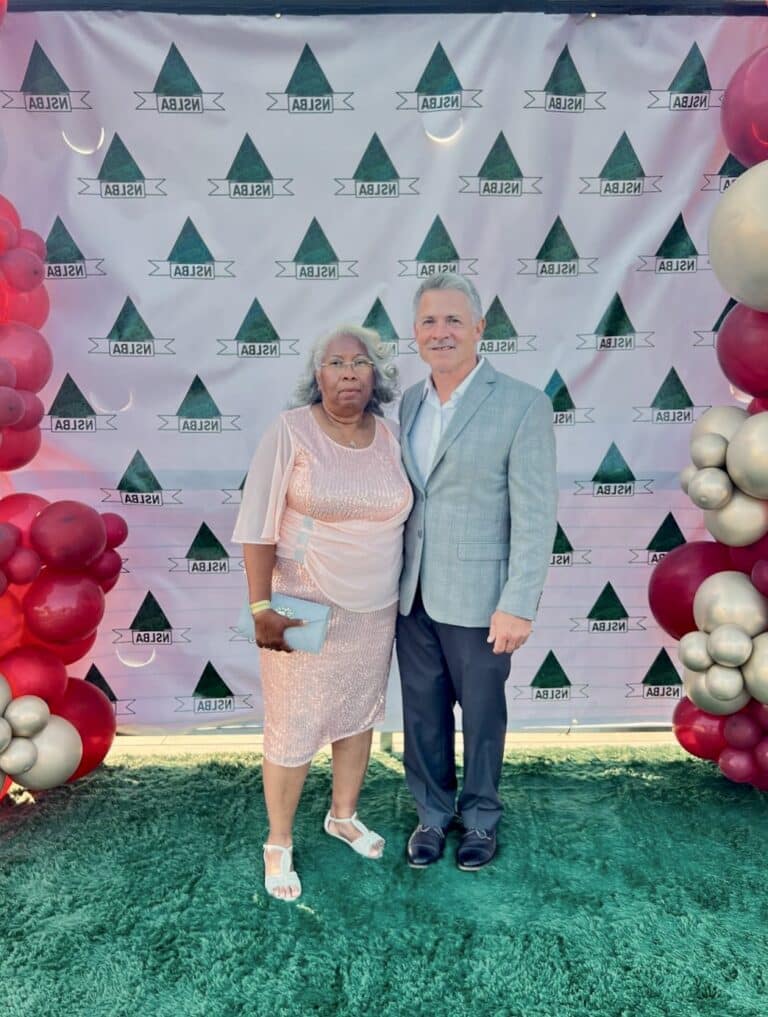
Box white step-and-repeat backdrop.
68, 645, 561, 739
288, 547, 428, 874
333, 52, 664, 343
1, 9, 766, 731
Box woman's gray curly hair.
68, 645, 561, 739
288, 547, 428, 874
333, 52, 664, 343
291, 324, 400, 415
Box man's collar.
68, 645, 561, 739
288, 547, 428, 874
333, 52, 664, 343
420, 356, 486, 404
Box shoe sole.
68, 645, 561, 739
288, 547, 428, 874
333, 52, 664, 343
456, 862, 491, 871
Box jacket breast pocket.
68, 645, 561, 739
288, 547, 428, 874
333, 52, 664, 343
456, 541, 510, 561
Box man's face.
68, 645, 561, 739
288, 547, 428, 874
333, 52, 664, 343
414, 288, 484, 379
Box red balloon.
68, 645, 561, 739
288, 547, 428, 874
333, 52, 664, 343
0, 425, 41, 471
0, 522, 20, 564
723, 712, 763, 750
30, 501, 107, 571
754, 737, 768, 772
746, 697, 768, 730
4, 546, 41, 585
6, 284, 49, 329
648, 541, 734, 640
0, 196, 20, 231
719, 747, 760, 784
17, 229, 46, 261
0, 322, 52, 393
748, 397, 768, 416
0, 590, 23, 656
0, 645, 68, 705
7, 391, 43, 432
0, 356, 16, 388
0, 385, 24, 428
0, 775, 11, 802
672, 697, 728, 761
0, 217, 18, 254
87, 548, 122, 584
721, 46, 768, 168
0, 571, 7, 597
730, 531, 768, 573
716, 304, 768, 398
23, 571, 105, 644
101, 512, 128, 549
99, 574, 120, 594
22, 625, 97, 664
0, 248, 44, 293
0, 493, 48, 546
53, 677, 116, 782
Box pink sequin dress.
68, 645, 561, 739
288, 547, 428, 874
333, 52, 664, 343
233, 405, 413, 766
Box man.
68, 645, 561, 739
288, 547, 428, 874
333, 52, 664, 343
396, 272, 557, 870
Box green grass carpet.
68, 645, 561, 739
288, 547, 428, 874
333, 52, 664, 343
2, 747, 768, 1017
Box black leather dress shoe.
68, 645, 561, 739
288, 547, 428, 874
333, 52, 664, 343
456, 828, 497, 871
406, 824, 447, 868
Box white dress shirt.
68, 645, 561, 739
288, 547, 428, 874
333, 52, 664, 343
409, 357, 486, 485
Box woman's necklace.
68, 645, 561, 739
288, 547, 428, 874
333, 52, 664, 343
320, 404, 366, 447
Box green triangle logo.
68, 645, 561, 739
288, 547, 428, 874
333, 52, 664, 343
595, 294, 635, 337
98, 134, 145, 183
600, 133, 645, 180
353, 134, 400, 183
643, 648, 682, 686
536, 217, 578, 262
234, 298, 280, 343
21, 41, 69, 94
286, 44, 333, 97
416, 216, 460, 263
226, 135, 273, 183
482, 297, 517, 342
416, 42, 462, 95
544, 46, 585, 96
193, 662, 233, 698
592, 443, 635, 484
588, 582, 628, 621
531, 651, 571, 689
108, 298, 155, 342
552, 523, 573, 555
713, 298, 738, 332
169, 218, 214, 264
130, 591, 171, 631
669, 43, 711, 93
294, 218, 338, 265
718, 153, 746, 178
153, 43, 201, 96
545, 370, 575, 412
478, 132, 522, 180
186, 522, 228, 561
362, 299, 399, 341
177, 376, 221, 418
651, 367, 693, 410
656, 214, 698, 259
647, 513, 686, 553
48, 374, 95, 418
84, 664, 117, 703
46, 217, 84, 263
117, 450, 163, 493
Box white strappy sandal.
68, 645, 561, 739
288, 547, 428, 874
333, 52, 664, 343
262, 843, 302, 900
323, 810, 385, 859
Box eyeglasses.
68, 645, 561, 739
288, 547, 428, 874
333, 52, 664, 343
320, 357, 375, 373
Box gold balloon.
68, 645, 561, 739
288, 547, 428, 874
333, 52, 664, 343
742, 632, 768, 704
0, 674, 11, 716
13, 716, 82, 791
687, 468, 733, 510
693, 570, 768, 635
684, 668, 749, 715
0, 737, 38, 776
704, 663, 745, 701
707, 624, 754, 667
680, 464, 698, 494
704, 489, 768, 546
709, 161, 768, 312
690, 433, 728, 469
678, 631, 713, 672
691, 406, 747, 443
4, 695, 50, 738
726, 413, 768, 499
0, 716, 11, 754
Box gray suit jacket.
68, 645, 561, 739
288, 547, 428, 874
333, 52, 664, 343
399, 359, 557, 627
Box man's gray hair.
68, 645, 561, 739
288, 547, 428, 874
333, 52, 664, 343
291, 324, 399, 415
412, 271, 483, 323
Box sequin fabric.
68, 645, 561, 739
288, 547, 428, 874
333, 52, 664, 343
261, 408, 412, 767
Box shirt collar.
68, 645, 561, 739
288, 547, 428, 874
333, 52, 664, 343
421, 356, 485, 406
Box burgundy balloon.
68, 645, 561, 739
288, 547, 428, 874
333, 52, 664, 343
723, 712, 763, 750
716, 304, 768, 398
0, 645, 68, 706
101, 512, 129, 549
0, 217, 18, 253
721, 45, 768, 167
17, 229, 46, 260
746, 697, 768, 731
30, 501, 107, 571
748, 397, 768, 416
0, 197, 20, 231
754, 738, 768, 773
0, 385, 24, 428
0, 522, 20, 564
0, 426, 41, 471
0, 493, 48, 547
719, 747, 760, 784
23, 571, 105, 644
0, 357, 15, 388
87, 548, 122, 584
53, 677, 116, 783
672, 697, 728, 761
6, 284, 49, 330
751, 560, 768, 598
648, 541, 734, 640
0, 322, 52, 393
4, 546, 41, 585
7, 391, 44, 432
0, 248, 44, 293
0, 571, 7, 597
730, 531, 768, 573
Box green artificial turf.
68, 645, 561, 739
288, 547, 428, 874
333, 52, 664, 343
2, 747, 768, 1017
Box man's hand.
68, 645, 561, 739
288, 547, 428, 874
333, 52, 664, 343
487, 611, 532, 655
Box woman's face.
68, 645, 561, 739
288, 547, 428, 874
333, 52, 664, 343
316, 335, 375, 415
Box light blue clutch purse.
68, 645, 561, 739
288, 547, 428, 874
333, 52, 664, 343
236, 594, 331, 654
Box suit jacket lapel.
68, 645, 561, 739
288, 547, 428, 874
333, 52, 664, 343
427, 360, 497, 482
400, 385, 425, 492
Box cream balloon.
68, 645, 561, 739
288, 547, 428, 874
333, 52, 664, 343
726, 413, 768, 500
709, 161, 768, 312
680, 464, 698, 494
13, 716, 82, 790
0, 716, 11, 754
743, 633, 768, 704
690, 433, 728, 469
704, 489, 768, 546
693, 570, 768, 635
707, 624, 754, 667
0, 737, 37, 776
678, 631, 713, 672
690, 406, 747, 443
4, 695, 50, 738
687, 468, 733, 510
0, 673, 11, 715
683, 668, 750, 715
704, 663, 745, 701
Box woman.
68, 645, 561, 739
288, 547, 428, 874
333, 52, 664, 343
233, 325, 412, 901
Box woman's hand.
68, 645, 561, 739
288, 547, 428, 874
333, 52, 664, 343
254, 608, 305, 652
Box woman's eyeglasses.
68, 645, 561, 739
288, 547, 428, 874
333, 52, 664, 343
321, 357, 375, 373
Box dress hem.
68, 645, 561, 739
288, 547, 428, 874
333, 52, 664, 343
263, 719, 382, 768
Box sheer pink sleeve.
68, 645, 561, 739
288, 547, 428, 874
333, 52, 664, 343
232, 415, 295, 544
